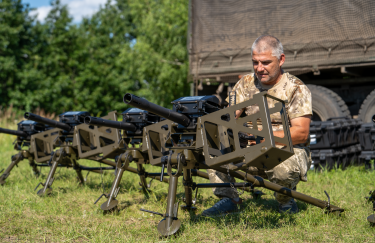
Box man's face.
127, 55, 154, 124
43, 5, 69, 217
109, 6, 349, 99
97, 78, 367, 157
252, 49, 285, 85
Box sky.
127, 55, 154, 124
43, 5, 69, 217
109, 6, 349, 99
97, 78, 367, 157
24, 0, 108, 23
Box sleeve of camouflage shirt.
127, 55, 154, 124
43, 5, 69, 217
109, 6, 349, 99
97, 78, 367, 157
287, 84, 313, 119
224, 76, 247, 104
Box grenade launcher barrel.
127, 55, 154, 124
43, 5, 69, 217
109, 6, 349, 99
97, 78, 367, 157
123, 93, 190, 127
24, 112, 71, 131
84, 116, 137, 132
0, 127, 28, 137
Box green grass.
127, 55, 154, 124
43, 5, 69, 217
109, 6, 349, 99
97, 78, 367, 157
1, 123, 375, 242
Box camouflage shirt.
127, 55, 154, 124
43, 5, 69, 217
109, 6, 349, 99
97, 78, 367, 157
226, 72, 312, 148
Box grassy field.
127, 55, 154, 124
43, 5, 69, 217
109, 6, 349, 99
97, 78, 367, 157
0, 121, 375, 242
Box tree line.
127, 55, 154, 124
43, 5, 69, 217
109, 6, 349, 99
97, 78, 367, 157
0, 0, 189, 116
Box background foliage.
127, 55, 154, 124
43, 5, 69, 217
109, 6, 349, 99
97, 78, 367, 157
0, 0, 190, 115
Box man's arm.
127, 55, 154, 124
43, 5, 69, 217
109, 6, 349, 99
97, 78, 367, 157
235, 109, 244, 118
273, 115, 311, 145
236, 109, 311, 145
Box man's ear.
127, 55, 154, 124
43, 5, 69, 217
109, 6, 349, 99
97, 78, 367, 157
279, 53, 285, 67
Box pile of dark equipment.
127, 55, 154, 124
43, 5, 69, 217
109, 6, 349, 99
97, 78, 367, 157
361, 114, 375, 226
310, 115, 375, 226
0, 92, 348, 237
310, 115, 375, 171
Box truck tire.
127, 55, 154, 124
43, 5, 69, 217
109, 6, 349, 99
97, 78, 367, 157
306, 84, 351, 121
358, 89, 375, 123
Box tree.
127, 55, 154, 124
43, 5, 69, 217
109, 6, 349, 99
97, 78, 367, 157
122, 0, 190, 108
1, 0, 190, 115
72, 0, 137, 115
11, 0, 137, 115
8, 0, 85, 114
0, 0, 35, 108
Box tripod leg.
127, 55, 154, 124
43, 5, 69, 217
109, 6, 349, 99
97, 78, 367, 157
100, 167, 125, 211
72, 159, 84, 185
99, 152, 132, 211
28, 158, 40, 177
0, 152, 23, 185
181, 168, 196, 211
137, 164, 149, 192
37, 160, 58, 196
36, 150, 63, 197
157, 175, 181, 236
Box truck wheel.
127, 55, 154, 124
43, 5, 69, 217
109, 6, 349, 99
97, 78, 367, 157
359, 89, 375, 123
307, 84, 350, 121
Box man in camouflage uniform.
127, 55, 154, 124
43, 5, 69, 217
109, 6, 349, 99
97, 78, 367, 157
202, 35, 312, 216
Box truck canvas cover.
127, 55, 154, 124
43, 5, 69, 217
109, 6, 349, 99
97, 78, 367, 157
189, 0, 375, 80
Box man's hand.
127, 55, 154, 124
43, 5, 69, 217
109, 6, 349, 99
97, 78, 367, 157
273, 115, 311, 145
235, 108, 311, 146
235, 108, 245, 119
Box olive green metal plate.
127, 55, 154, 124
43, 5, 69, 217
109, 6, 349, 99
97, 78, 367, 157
37, 188, 52, 197
157, 218, 181, 237
75, 111, 122, 159
197, 91, 294, 169
143, 119, 171, 166
101, 199, 118, 211
31, 128, 61, 163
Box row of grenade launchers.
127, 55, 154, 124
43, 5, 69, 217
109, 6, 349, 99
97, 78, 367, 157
0, 92, 347, 236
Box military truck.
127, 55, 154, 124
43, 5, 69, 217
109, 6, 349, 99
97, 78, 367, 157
188, 0, 375, 122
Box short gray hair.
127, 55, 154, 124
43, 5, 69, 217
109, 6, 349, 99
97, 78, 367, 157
251, 35, 284, 59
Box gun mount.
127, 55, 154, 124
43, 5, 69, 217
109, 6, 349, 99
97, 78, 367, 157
1, 120, 49, 152
76, 111, 122, 159
124, 92, 344, 237
0, 120, 51, 185
26, 111, 89, 163
86, 108, 209, 211
33, 111, 119, 196
35, 110, 127, 197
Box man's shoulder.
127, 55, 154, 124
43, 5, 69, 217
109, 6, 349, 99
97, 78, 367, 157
284, 73, 311, 96
234, 73, 256, 89
241, 73, 256, 84
285, 73, 307, 87
286, 72, 313, 119
242, 73, 255, 81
